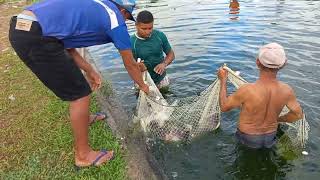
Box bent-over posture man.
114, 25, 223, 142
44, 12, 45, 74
9, 0, 149, 167
217, 43, 303, 148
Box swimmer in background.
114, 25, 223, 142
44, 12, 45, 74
229, 0, 240, 20
229, 0, 240, 12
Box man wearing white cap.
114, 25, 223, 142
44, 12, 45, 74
9, 0, 148, 167
217, 43, 303, 149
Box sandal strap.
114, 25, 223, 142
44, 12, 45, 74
91, 149, 108, 166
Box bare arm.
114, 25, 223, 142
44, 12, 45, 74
119, 49, 149, 93
278, 88, 303, 123
67, 48, 95, 72
163, 49, 175, 66
219, 82, 245, 112
67, 48, 101, 91
217, 68, 244, 112
154, 49, 175, 75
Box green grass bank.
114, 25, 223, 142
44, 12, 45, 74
0, 2, 127, 179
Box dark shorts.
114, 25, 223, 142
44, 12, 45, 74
9, 16, 91, 101
236, 129, 276, 149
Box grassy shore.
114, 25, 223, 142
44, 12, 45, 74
0, 3, 126, 179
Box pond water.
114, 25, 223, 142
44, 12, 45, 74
88, 0, 320, 179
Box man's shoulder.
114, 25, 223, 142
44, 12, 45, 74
130, 33, 136, 39
130, 34, 138, 42
255, 80, 293, 94
153, 29, 166, 36
239, 83, 254, 91
278, 81, 294, 93
236, 83, 258, 98
278, 81, 290, 87
153, 29, 162, 33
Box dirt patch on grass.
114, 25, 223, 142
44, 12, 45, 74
0, 1, 26, 52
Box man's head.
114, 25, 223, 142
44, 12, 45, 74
112, 0, 136, 21
257, 43, 287, 71
135, 10, 154, 38
229, 0, 240, 9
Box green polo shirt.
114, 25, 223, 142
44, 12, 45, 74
130, 29, 172, 84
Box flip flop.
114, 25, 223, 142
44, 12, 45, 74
90, 112, 107, 125
74, 149, 115, 171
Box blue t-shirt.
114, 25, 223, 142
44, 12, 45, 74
26, 0, 131, 50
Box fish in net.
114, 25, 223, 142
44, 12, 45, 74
133, 65, 310, 148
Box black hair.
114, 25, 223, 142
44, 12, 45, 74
136, 10, 154, 24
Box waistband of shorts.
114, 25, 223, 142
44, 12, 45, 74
17, 14, 38, 22
235, 129, 277, 148
236, 129, 277, 137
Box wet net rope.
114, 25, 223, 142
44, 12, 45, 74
133, 65, 310, 148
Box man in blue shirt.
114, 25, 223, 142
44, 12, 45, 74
9, 0, 149, 168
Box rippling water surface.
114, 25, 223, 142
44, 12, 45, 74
89, 0, 320, 179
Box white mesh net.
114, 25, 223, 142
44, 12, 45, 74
133, 65, 310, 147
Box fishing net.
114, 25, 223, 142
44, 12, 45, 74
133, 65, 310, 147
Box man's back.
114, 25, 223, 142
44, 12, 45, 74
238, 80, 292, 134
218, 42, 303, 148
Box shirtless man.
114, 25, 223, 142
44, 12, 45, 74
217, 43, 303, 148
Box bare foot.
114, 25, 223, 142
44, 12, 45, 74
75, 150, 114, 167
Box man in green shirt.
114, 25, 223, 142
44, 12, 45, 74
131, 10, 175, 89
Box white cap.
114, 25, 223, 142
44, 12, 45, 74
258, 43, 287, 69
